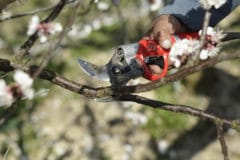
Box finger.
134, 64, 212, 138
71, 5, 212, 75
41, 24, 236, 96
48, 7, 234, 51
160, 39, 172, 49
148, 64, 162, 74
156, 32, 172, 49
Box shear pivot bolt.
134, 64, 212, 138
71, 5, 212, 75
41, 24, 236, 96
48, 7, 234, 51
117, 49, 124, 56
112, 66, 121, 75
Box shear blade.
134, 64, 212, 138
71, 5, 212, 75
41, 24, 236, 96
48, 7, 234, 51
77, 58, 110, 81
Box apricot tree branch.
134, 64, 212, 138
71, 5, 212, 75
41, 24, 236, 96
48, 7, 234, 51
32, 1, 81, 79
1, 50, 240, 99
0, 6, 55, 22
216, 122, 229, 160
195, 9, 211, 56
1, 51, 240, 130
117, 94, 239, 129
17, 0, 69, 58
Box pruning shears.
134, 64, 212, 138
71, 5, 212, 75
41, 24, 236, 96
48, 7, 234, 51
77, 31, 239, 86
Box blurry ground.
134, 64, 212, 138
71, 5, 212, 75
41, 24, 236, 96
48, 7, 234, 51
0, 1, 240, 160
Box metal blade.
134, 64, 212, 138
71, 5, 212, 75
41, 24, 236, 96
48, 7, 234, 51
77, 58, 110, 81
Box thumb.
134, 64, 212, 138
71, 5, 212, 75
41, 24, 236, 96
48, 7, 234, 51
158, 33, 172, 49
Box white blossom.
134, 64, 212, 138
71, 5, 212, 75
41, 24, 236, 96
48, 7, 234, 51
199, 47, 220, 60
199, 27, 225, 44
14, 70, 33, 89
199, 26, 215, 37
97, 1, 110, 11
49, 23, 63, 34
91, 19, 102, 30
27, 15, 40, 36
13, 70, 34, 99
0, 71, 35, 107
38, 33, 48, 43
54, 142, 67, 156
198, 27, 223, 60
0, 80, 13, 107
199, 0, 227, 9
199, 49, 209, 60
169, 39, 200, 68
157, 140, 169, 154
148, 0, 163, 12
169, 27, 224, 67
78, 24, 92, 39
27, 15, 63, 43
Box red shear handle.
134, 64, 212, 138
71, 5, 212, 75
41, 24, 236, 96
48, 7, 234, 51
136, 32, 199, 81
136, 39, 169, 81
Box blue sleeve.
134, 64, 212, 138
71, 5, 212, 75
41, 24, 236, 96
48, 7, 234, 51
159, 0, 240, 31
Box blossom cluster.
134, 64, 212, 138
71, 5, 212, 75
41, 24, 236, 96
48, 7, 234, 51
27, 15, 63, 43
148, 0, 163, 12
199, 27, 225, 60
169, 27, 225, 68
199, 0, 227, 9
169, 39, 200, 68
0, 70, 34, 107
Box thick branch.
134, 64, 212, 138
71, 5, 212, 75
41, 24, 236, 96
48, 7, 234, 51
1, 51, 240, 129
1, 51, 240, 99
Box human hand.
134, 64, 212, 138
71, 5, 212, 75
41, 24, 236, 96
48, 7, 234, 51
146, 15, 187, 49
144, 15, 188, 74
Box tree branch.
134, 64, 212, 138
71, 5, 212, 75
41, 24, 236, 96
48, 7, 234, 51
32, 1, 81, 79
0, 5, 55, 23
2, 50, 240, 98
216, 122, 229, 160
17, 0, 69, 58
117, 94, 237, 128
1, 51, 240, 131
2, 49, 240, 129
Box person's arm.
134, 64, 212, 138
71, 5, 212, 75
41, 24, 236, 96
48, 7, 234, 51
159, 0, 240, 31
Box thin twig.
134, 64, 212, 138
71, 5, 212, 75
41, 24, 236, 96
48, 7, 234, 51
216, 122, 229, 160
32, 1, 81, 79
3, 146, 10, 160
0, 0, 77, 23
117, 94, 234, 127
0, 6, 54, 22
195, 9, 212, 57
17, 0, 69, 59
78, 0, 95, 16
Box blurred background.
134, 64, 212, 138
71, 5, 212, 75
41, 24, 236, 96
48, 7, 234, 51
0, 0, 240, 159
